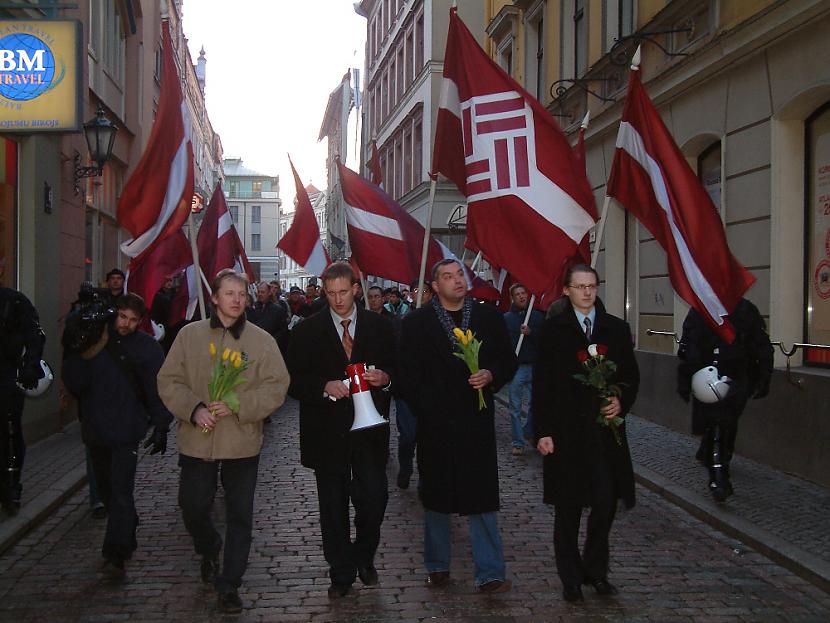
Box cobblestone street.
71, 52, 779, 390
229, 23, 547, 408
1, 398, 829, 622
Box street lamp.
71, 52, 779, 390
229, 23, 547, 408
74, 106, 118, 195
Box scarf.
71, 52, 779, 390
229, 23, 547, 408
431, 296, 473, 353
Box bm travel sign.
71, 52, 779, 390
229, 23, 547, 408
0, 20, 82, 133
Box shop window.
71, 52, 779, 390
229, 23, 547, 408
0, 139, 17, 286
805, 102, 830, 365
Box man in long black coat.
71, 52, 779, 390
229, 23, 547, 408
287, 262, 395, 599
533, 264, 639, 603
399, 259, 517, 593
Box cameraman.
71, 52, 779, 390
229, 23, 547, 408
0, 272, 46, 514
63, 293, 172, 578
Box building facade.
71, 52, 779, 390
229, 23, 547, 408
355, 0, 486, 257
223, 158, 281, 283
0, 0, 221, 442
278, 184, 327, 289
484, 0, 830, 485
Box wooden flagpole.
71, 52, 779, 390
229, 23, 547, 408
514, 294, 536, 356
591, 196, 612, 269
187, 211, 207, 319
415, 178, 437, 308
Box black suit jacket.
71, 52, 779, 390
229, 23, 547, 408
533, 300, 640, 509
287, 307, 395, 472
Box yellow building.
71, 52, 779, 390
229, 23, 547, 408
484, 0, 830, 485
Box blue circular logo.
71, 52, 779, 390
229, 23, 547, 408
0, 33, 56, 101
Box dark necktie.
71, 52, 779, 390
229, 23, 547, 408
583, 317, 592, 341
341, 319, 353, 359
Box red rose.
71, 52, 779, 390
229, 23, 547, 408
577, 351, 589, 363
596, 344, 608, 356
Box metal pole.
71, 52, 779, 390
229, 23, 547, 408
514, 294, 536, 356
187, 212, 207, 319
591, 196, 612, 269
416, 179, 437, 309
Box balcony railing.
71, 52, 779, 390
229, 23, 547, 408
224, 190, 280, 200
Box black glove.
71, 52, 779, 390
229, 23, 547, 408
143, 426, 168, 455
17, 365, 41, 390
753, 376, 771, 399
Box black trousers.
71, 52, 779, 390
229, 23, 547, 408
0, 389, 25, 507
553, 455, 618, 587
314, 441, 388, 586
178, 454, 260, 592
88, 443, 139, 561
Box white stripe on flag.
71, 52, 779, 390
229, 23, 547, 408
302, 239, 329, 277
438, 76, 461, 116
218, 211, 232, 238
616, 121, 727, 325
344, 203, 404, 240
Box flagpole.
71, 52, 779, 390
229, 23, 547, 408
199, 266, 213, 296
187, 211, 207, 319
470, 250, 483, 272
591, 196, 612, 269
415, 178, 438, 308
514, 294, 536, 356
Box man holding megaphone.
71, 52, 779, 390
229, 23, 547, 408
287, 262, 395, 599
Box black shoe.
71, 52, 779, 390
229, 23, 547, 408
91, 505, 108, 519
357, 564, 379, 586
709, 480, 732, 502
562, 584, 584, 602
584, 578, 618, 595
396, 471, 412, 489
201, 554, 219, 584
102, 556, 126, 581
425, 571, 450, 588
327, 583, 354, 599
217, 590, 243, 614
478, 578, 512, 593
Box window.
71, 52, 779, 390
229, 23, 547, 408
525, 6, 545, 99
252, 181, 262, 194
499, 39, 513, 76
697, 142, 722, 213
574, 0, 587, 77
251, 206, 261, 223
415, 13, 424, 73
251, 233, 261, 251
396, 45, 404, 101
413, 120, 423, 187
605, 0, 635, 51
229, 205, 239, 224
103, 1, 125, 84
394, 137, 403, 199
806, 103, 830, 365
405, 29, 413, 87
403, 126, 412, 194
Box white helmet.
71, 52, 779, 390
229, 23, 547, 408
151, 320, 165, 342
691, 366, 731, 404
17, 360, 54, 398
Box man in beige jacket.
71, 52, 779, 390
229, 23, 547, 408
158, 269, 289, 614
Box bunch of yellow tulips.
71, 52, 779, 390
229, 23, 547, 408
207, 341, 250, 422
451, 328, 486, 410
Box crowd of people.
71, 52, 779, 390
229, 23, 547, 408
0, 258, 774, 614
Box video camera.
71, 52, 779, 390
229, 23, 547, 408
62, 282, 117, 354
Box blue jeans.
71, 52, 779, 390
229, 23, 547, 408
424, 509, 506, 587
508, 364, 534, 447
395, 398, 417, 476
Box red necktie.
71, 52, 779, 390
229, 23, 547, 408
341, 319, 353, 359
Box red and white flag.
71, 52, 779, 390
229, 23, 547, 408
119, 21, 194, 311
432, 8, 596, 295
277, 158, 330, 277
338, 161, 475, 288
198, 184, 254, 283
369, 140, 383, 186
606, 68, 755, 342
126, 230, 193, 322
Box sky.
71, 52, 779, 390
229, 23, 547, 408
182, 1, 367, 210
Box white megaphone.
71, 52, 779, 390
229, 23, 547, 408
345, 363, 388, 432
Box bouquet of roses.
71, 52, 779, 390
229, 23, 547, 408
452, 327, 486, 410
573, 343, 625, 445
207, 342, 250, 425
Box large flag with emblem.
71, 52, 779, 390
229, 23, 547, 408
118, 20, 194, 316
277, 157, 330, 277
432, 8, 596, 296
606, 67, 754, 343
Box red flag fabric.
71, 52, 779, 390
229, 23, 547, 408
337, 161, 475, 288
125, 230, 193, 320
277, 157, 330, 277
118, 21, 194, 263
431, 8, 596, 295
198, 184, 255, 283
606, 69, 755, 342
369, 140, 383, 186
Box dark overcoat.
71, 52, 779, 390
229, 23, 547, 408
398, 301, 517, 515
532, 301, 640, 509
287, 308, 395, 473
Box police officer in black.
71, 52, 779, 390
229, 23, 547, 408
677, 298, 774, 501
0, 273, 46, 514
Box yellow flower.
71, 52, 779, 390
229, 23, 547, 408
233, 356, 242, 369
453, 327, 466, 344
209, 342, 217, 358
222, 347, 231, 361
466, 329, 474, 344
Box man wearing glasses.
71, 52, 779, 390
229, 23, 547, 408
533, 264, 639, 604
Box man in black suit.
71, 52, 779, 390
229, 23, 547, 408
399, 259, 517, 593
287, 262, 395, 598
533, 264, 639, 603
